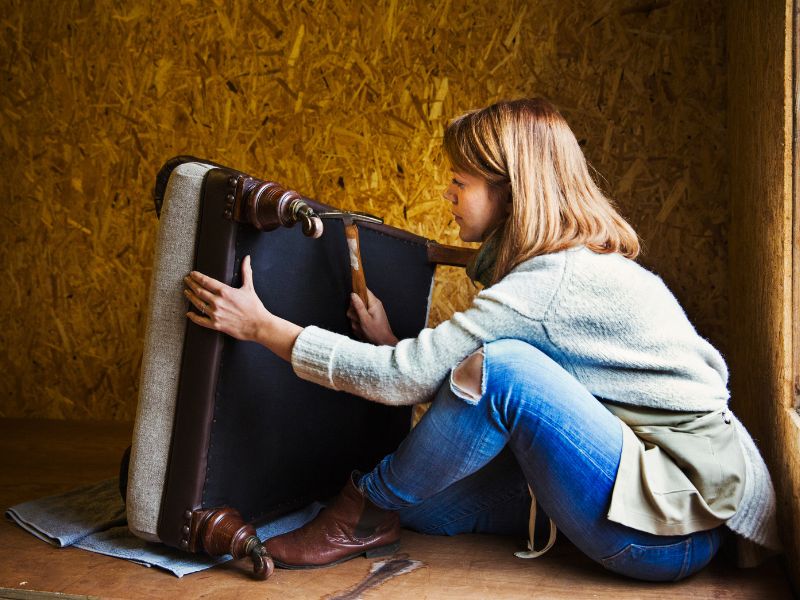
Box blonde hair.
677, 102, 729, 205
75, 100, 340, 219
443, 97, 639, 285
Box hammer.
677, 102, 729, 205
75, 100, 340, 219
317, 211, 383, 309
236, 180, 382, 308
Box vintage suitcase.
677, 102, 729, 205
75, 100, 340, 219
124, 157, 474, 578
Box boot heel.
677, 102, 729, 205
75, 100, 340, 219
365, 541, 400, 558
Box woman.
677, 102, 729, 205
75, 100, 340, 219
183, 98, 780, 581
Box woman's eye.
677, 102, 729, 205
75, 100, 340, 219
451, 178, 465, 189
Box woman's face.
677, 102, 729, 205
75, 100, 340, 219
443, 170, 508, 243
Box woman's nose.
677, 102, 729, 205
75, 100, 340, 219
442, 187, 455, 203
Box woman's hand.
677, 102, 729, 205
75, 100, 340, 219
347, 289, 399, 346
184, 255, 272, 343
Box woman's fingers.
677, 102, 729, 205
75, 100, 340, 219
186, 309, 215, 329
241, 255, 254, 289
346, 302, 363, 335
182, 262, 275, 343
365, 290, 384, 317
184, 276, 216, 304
188, 270, 225, 294
184, 288, 213, 315
346, 298, 362, 320
350, 320, 364, 338
351, 293, 368, 317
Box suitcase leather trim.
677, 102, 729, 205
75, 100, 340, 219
129, 157, 475, 560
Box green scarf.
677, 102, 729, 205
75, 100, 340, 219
466, 226, 502, 288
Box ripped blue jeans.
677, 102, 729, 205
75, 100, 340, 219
357, 339, 724, 582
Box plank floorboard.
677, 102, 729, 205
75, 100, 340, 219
0, 419, 792, 599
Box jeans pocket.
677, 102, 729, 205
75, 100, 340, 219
600, 539, 692, 582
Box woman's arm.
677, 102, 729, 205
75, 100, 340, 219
184, 255, 399, 358
289, 255, 564, 405
185, 253, 561, 406
183, 255, 302, 362
183, 255, 508, 405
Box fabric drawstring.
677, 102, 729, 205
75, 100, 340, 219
514, 486, 557, 559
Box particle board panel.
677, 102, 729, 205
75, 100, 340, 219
0, 0, 730, 421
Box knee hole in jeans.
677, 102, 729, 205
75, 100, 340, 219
450, 349, 484, 402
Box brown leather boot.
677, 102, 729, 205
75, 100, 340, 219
265, 472, 400, 569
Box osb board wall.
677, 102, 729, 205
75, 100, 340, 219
0, 0, 728, 420
728, 0, 799, 590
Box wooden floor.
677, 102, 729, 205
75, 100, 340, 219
0, 419, 793, 600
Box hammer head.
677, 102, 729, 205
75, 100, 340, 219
317, 210, 384, 226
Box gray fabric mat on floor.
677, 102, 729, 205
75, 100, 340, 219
5, 479, 323, 577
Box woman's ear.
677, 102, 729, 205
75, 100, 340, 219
491, 181, 511, 202
502, 182, 513, 214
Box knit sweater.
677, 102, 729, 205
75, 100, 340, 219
290, 245, 781, 555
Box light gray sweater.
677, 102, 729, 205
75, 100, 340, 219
290, 246, 780, 555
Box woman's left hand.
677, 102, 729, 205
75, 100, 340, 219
184, 255, 272, 342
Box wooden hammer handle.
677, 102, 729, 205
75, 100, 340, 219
344, 223, 369, 309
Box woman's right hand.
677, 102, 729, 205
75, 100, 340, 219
347, 289, 399, 346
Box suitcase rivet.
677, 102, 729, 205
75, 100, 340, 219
180, 540, 188, 549
228, 176, 237, 186
226, 193, 234, 202
184, 510, 192, 520
183, 525, 190, 535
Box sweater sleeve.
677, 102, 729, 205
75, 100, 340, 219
290, 259, 564, 405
